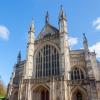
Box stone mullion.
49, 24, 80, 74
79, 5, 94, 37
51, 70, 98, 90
39, 55, 40, 77
37, 57, 38, 78
27, 80, 32, 100
42, 51, 43, 78
55, 51, 57, 75
61, 78, 63, 100
18, 82, 21, 100
37, 56, 39, 77
36, 57, 38, 77
25, 84, 28, 100
54, 48, 55, 76
38, 56, 40, 78
54, 50, 56, 76
40, 53, 42, 77
76, 70, 77, 79
38, 56, 40, 77
48, 46, 50, 76
45, 90, 46, 100
53, 78, 55, 100
37, 59, 38, 78
49, 81, 52, 100
55, 50, 56, 75
73, 71, 75, 80
36, 58, 37, 78
57, 53, 59, 75
79, 69, 81, 80
40, 54, 41, 77
47, 46, 49, 76
75, 70, 76, 80
45, 46, 46, 77
56, 50, 57, 75
50, 46, 52, 76
39, 54, 41, 77
43, 47, 45, 77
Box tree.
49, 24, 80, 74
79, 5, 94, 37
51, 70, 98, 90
0, 76, 6, 97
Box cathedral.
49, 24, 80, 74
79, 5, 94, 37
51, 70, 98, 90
7, 6, 100, 100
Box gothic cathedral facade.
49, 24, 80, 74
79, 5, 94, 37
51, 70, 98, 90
7, 6, 100, 100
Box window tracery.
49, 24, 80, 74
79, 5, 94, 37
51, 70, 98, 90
71, 68, 84, 80
36, 44, 59, 78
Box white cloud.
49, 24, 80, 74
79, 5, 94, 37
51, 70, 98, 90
89, 42, 100, 58
68, 36, 78, 47
93, 17, 100, 30
0, 25, 10, 40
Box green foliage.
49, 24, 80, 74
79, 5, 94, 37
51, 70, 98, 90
0, 97, 5, 100
0, 80, 6, 97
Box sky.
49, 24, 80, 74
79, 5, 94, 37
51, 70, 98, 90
0, 0, 100, 86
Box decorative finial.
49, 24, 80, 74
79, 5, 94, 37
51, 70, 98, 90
61, 5, 63, 11
59, 5, 66, 20
94, 50, 96, 54
29, 18, 35, 32
17, 51, 21, 63
83, 33, 87, 42
45, 11, 49, 24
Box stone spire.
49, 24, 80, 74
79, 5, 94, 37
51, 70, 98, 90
83, 34, 95, 79
83, 33, 89, 51
59, 6, 71, 80
24, 19, 35, 79
17, 51, 21, 63
28, 19, 35, 44
29, 19, 35, 33
45, 11, 49, 24
59, 5, 68, 33
83, 33, 87, 42
59, 5, 66, 21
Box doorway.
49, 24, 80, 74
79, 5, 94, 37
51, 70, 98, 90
33, 85, 49, 100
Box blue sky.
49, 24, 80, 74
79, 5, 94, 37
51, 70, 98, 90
0, 0, 100, 85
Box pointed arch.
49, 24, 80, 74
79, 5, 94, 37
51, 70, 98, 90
11, 89, 18, 100
31, 84, 50, 92
34, 41, 60, 57
31, 84, 50, 100
70, 66, 86, 80
34, 42, 60, 78
21, 86, 26, 100
71, 86, 88, 100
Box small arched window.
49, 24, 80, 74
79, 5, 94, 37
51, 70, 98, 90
71, 68, 84, 80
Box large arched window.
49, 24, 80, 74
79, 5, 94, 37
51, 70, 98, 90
36, 45, 59, 78
71, 68, 84, 80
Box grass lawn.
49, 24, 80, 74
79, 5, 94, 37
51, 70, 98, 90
0, 95, 5, 98
0, 96, 6, 100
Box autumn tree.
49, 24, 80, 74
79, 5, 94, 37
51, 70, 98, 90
0, 76, 6, 97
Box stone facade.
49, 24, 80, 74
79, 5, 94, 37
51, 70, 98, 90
7, 6, 100, 100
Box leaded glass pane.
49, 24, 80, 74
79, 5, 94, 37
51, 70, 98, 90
36, 45, 59, 78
